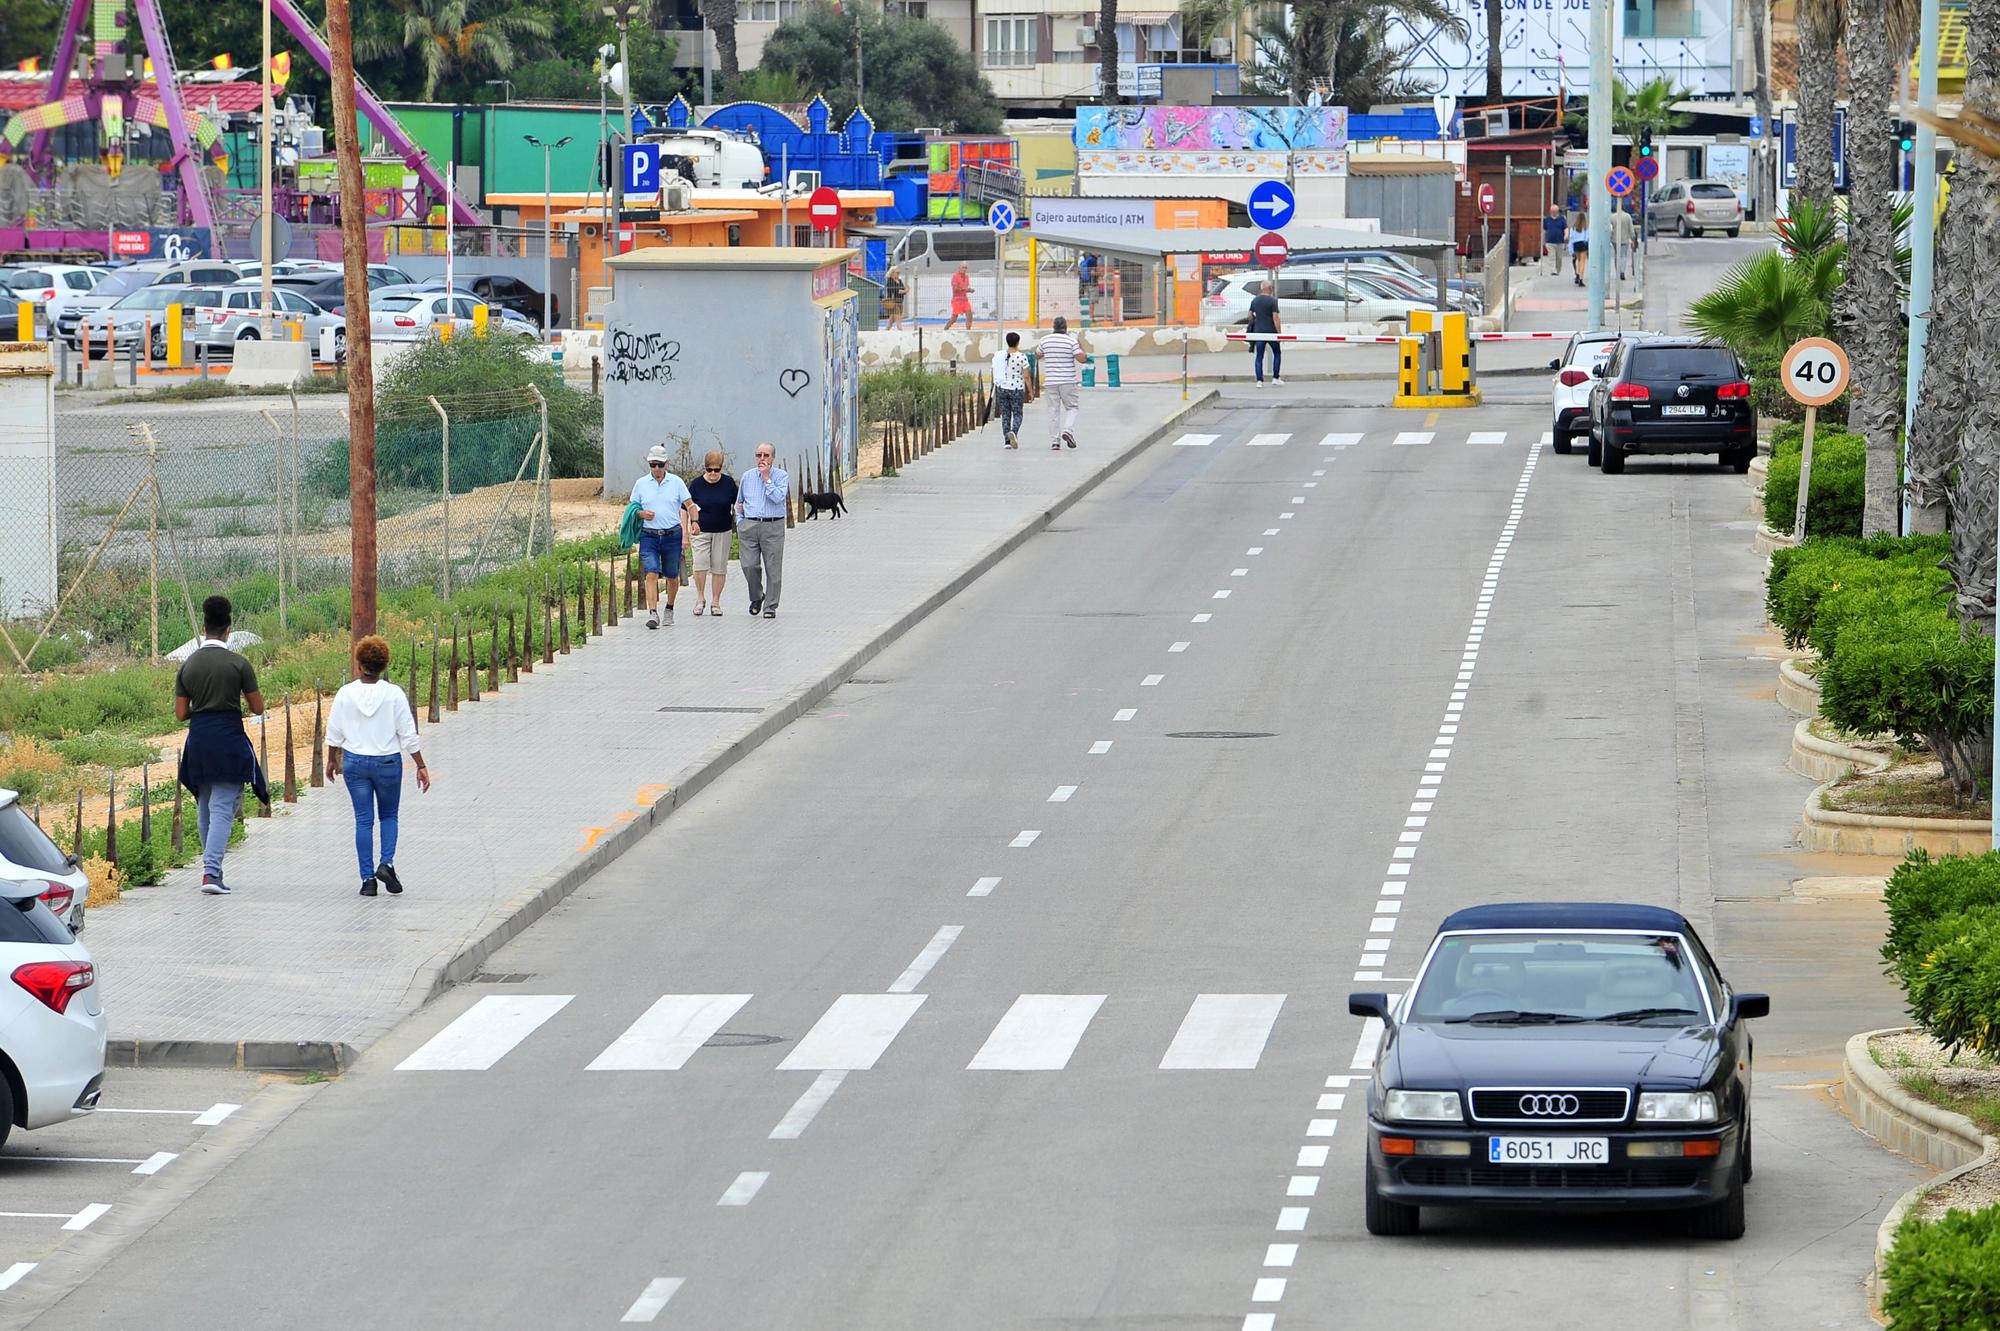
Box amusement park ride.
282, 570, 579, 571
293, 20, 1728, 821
0, 0, 477, 255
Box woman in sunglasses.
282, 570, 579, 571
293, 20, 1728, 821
686, 450, 740, 616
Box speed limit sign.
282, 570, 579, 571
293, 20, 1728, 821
1781, 337, 1851, 407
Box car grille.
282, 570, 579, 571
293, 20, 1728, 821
1469, 1088, 1631, 1123
1399, 1162, 1702, 1189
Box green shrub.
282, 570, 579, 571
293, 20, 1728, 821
1884, 1205, 2000, 1329
1905, 908, 2000, 1058
1882, 852, 2000, 987
1763, 429, 1865, 536
1820, 607, 1994, 769
1807, 573, 1953, 661
861, 362, 965, 425
1765, 534, 1951, 649
1769, 422, 1805, 457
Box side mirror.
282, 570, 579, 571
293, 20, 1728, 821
1349, 992, 1392, 1021
1731, 993, 1771, 1022
1548, 356, 1562, 370
1592, 362, 1609, 378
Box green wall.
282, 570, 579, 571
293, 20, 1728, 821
369, 104, 618, 202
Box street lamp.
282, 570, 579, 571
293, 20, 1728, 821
523, 134, 573, 333
603, 2, 642, 257
486, 79, 516, 103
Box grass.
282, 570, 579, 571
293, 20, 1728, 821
1901, 1072, 2000, 1138
100, 371, 348, 406
1823, 762, 1993, 820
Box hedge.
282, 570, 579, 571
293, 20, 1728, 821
1882, 851, 2000, 990
1884, 1205, 2000, 1329
1819, 607, 1994, 778
1763, 429, 1866, 536
1765, 534, 1952, 651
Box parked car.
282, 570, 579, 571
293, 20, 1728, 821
0, 791, 87, 935
1350, 901, 1767, 1240
0, 263, 108, 328
270, 265, 415, 314
370, 290, 481, 342
1549, 329, 1661, 454
1284, 247, 1481, 302
417, 272, 555, 328
55, 259, 238, 347
1584, 336, 1757, 473
1202, 269, 1426, 330
0, 862, 105, 1152
71, 283, 207, 356
1340, 267, 1481, 314
185, 283, 345, 358
1645, 179, 1743, 238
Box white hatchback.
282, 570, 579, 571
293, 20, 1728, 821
1202, 269, 1427, 330
0, 263, 108, 328
1550, 329, 1661, 453
0, 876, 105, 1150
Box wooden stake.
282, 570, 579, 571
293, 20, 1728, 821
543, 578, 555, 663
521, 590, 535, 674
283, 691, 298, 802
466, 621, 481, 702
310, 682, 325, 787
508, 612, 520, 681
592, 566, 603, 635
257, 718, 271, 817
574, 565, 587, 646
140, 763, 153, 843
605, 555, 619, 626
446, 614, 460, 711
407, 638, 420, 715
72, 791, 83, 858
487, 620, 500, 693
106, 778, 119, 865
558, 569, 571, 654
427, 622, 442, 724
171, 782, 183, 857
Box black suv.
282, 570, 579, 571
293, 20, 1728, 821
1586, 337, 1757, 474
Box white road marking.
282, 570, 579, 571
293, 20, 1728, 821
1172, 432, 1220, 446
769, 1071, 847, 1139
1318, 432, 1362, 447
889, 926, 963, 994
1246, 433, 1289, 447
1391, 431, 1433, 446
717, 1172, 769, 1206
1286, 1176, 1318, 1197
968, 994, 1106, 1070
1142, 674, 1164, 686
1160, 994, 1286, 1069
1213, 590, 1233, 599
1246, 1317, 1277, 1331
620, 1277, 685, 1322
1354, 971, 1383, 981
1306, 1120, 1336, 1137
133, 1152, 177, 1175
1280, 512, 1294, 519
34, 1156, 145, 1167
1304, 481, 1318, 488
1296, 1146, 1329, 1168
1320, 1093, 1345, 1111
1290, 496, 1305, 504
588, 994, 753, 1071
779, 994, 927, 1070
1169, 641, 1190, 653
1312, 469, 1326, 476
0, 1213, 67, 1220
1466, 431, 1508, 445
968, 876, 1002, 897
1277, 1208, 1309, 1230
1010, 830, 1041, 847
1114, 708, 1137, 721
1246, 547, 1264, 556
1371, 917, 1397, 932
1193, 612, 1214, 623
396, 996, 572, 1071
1266, 1243, 1299, 1267
1089, 741, 1112, 755
0, 1264, 32, 1291
1350, 1017, 1384, 1069
1263, 528, 1280, 535
1254, 1277, 1288, 1300
63, 1204, 110, 1231
191, 1103, 240, 1126
1048, 785, 1077, 803
1231, 568, 1249, 577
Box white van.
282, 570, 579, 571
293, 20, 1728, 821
883, 224, 1004, 272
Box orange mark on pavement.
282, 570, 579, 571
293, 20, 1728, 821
614, 811, 639, 823
636, 784, 671, 806
577, 827, 608, 853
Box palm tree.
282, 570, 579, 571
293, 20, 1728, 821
699, 0, 741, 87
1748, 0, 1776, 211
1793, 0, 1844, 203
1837, 0, 1917, 536
359, 0, 553, 101
1687, 199, 1845, 357
1100, 0, 1122, 105
1485, 0, 1503, 99
1267, 0, 1467, 105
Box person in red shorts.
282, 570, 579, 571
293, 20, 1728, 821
944, 262, 973, 330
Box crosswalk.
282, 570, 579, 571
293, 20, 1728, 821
1169, 428, 1553, 449
396, 990, 1325, 1076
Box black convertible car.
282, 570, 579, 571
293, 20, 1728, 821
1350, 903, 1768, 1240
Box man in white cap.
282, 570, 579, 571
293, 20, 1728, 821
630, 443, 697, 628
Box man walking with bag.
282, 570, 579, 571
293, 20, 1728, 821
735, 444, 789, 618
174, 595, 268, 895
1037, 317, 1086, 450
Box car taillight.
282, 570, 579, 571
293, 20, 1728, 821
394, 316, 416, 327
1610, 382, 1650, 400
36, 880, 72, 918
1687, 199, 1697, 214
1558, 369, 1589, 386
330, 307, 344, 317
39, 289, 54, 300
13, 960, 93, 1015
1716, 381, 1751, 399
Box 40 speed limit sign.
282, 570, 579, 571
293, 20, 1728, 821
1781, 337, 1851, 407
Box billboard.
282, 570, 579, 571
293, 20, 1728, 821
1390, 0, 1740, 97
1076, 107, 1349, 179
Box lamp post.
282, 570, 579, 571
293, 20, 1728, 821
524, 134, 573, 334
603, 2, 642, 258
260, 0, 273, 336
486, 79, 516, 103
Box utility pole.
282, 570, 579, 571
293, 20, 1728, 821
1584, 0, 1612, 332
259, 0, 273, 333
1903, 0, 1941, 535
602, 3, 640, 258
327, 0, 376, 639
526, 135, 572, 334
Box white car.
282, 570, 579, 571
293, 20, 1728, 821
1202, 269, 1427, 330
0, 792, 88, 935
1549, 329, 1663, 453
0, 263, 108, 329
0, 865, 105, 1150
188, 283, 346, 358
370, 291, 481, 342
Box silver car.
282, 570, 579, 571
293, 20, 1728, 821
189, 283, 345, 358
1646, 179, 1743, 238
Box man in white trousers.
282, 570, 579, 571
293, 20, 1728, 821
1037, 316, 1086, 450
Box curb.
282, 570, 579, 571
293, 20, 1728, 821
103, 1036, 357, 1074
418, 390, 1225, 1011
1843, 1027, 2000, 1315
1789, 717, 1892, 783
1754, 523, 1798, 558
1777, 657, 1821, 718
1802, 780, 1993, 857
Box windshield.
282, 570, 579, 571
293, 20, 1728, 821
1407, 931, 1710, 1024
1630, 346, 1737, 380
93, 269, 158, 298
114, 287, 188, 310
0, 801, 73, 876
1691, 184, 1737, 199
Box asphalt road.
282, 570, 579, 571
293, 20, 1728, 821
11, 386, 1921, 1330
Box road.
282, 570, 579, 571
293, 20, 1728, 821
14, 383, 1920, 1329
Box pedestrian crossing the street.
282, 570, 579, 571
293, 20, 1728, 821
398, 991, 1319, 1076
1162, 427, 1549, 450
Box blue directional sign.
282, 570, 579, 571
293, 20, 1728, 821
622, 142, 661, 194
989, 200, 1017, 234
1247, 180, 1297, 230
1748, 114, 1764, 138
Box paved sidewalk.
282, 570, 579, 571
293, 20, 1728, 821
88, 383, 1213, 1069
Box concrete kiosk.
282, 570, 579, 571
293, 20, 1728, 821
601, 248, 862, 490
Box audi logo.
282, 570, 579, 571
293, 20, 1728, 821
1517, 1093, 1582, 1116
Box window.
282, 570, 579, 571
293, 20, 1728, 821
1629, 346, 1739, 379
1691, 183, 1737, 199
65, 271, 96, 290
736, 0, 801, 21
279, 291, 316, 314
985, 15, 1035, 66
935, 230, 1000, 262
1622, 0, 1700, 37
0, 802, 71, 877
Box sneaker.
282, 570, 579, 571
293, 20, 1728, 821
1273, 378, 1285, 386
200, 875, 229, 896
1256, 379, 1266, 388
1051, 442, 1061, 450
646, 610, 659, 630
1062, 432, 1076, 448
377, 864, 405, 896
663, 605, 675, 627
360, 878, 378, 897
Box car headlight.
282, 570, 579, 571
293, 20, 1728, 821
1636, 1091, 1719, 1123
1384, 1089, 1464, 1123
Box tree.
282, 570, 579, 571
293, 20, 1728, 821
699, 0, 742, 88
760, 4, 1002, 133
1946, 0, 2000, 646
1249, 0, 1464, 105
509, 27, 680, 101
1100, 0, 1121, 104
1837, 0, 1916, 536
1484, 0, 1503, 99
357, 0, 554, 101
1688, 199, 1844, 358
1748, 0, 1776, 210
1794, 0, 1844, 203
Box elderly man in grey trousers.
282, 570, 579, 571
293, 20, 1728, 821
735, 442, 790, 618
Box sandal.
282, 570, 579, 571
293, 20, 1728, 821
693, 603, 705, 616
710, 603, 723, 615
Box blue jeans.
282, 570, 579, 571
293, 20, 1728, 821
341, 752, 404, 884
1253, 340, 1281, 382
996, 387, 1025, 438
195, 782, 243, 883
639, 528, 684, 580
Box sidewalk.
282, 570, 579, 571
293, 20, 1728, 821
88, 383, 1215, 1070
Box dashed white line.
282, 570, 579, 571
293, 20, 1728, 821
888, 925, 962, 993
1048, 785, 1077, 803
769, 1071, 847, 1139
1266, 1243, 1299, 1267
191, 1103, 241, 1126
1277, 1207, 1310, 1230
1010, 830, 1041, 847
1213, 589, 1233, 599
1142, 674, 1164, 686
1114, 708, 1136, 721
1253, 1277, 1288, 1300
1192, 613, 1214, 623
0, 1264, 33, 1291
1172, 432, 1220, 447
1246, 547, 1264, 556
968, 876, 1001, 897
621, 1277, 685, 1322
63, 1204, 111, 1232
717, 1171, 769, 1206
1285, 1176, 1318, 1197
1089, 741, 1113, 755
1231, 568, 1249, 577
1169, 641, 1190, 653
1264, 528, 1280, 535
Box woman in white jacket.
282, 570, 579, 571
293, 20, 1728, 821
325, 635, 431, 898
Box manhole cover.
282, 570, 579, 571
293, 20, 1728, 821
1166, 731, 1277, 740
656, 705, 764, 714
469, 972, 535, 984
702, 1032, 787, 1048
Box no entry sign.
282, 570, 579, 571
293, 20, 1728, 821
1477, 183, 1496, 216
808, 186, 841, 232
1254, 231, 1289, 269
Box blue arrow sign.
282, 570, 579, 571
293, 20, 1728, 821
989, 201, 1016, 234
622, 142, 661, 194
1247, 179, 1297, 230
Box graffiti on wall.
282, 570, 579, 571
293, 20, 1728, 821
1075, 107, 1350, 178
820, 297, 859, 479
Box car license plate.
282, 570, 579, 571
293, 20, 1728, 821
1489, 1136, 1609, 1165
1661, 404, 1707, 416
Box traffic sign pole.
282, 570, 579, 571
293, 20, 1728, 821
1780, 337, 1853, 541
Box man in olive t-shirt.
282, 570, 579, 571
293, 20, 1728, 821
174, 595, 266, 895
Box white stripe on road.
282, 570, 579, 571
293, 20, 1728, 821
1142, 674, 1164, 686
1466, 431, 1508, 445
63, 1204, 110, 1231
1391, 431, 1434, 446
1169, 641, 1190, 652
1089, 741, 1113, 755
1276, 1207, 1309, 1231
1245, 1317, 1277, 1331
191, 1103, 240, 1126
1350, 1016, 1385, 1069
889, 926, 962, 994
620, 1277, 685, 1322
1010, 830, 1040, 847
1048, 785, 1077, 802
0, 1264, 32, 1291
133, 1151, 177, 1175
1253, 1277, 1287, 1300
968, 995, 1106, 1071
396, 996, 573, 1071
779, 994, 927, 1070
1318, 432, 1362, 447
1246, 433, 1289, 447
1266, 1244, 1299, 1267
717, 1171, 769, 1206
587, 994, 752, 1071
1172, 432, 1219, 446
769, 1071, 847, 1139
1114, 708, 1137, 721
1159, 994, 1286, 1070
968, 876, 1002, 897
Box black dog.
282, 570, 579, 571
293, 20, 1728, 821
802, 491, 847, 520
